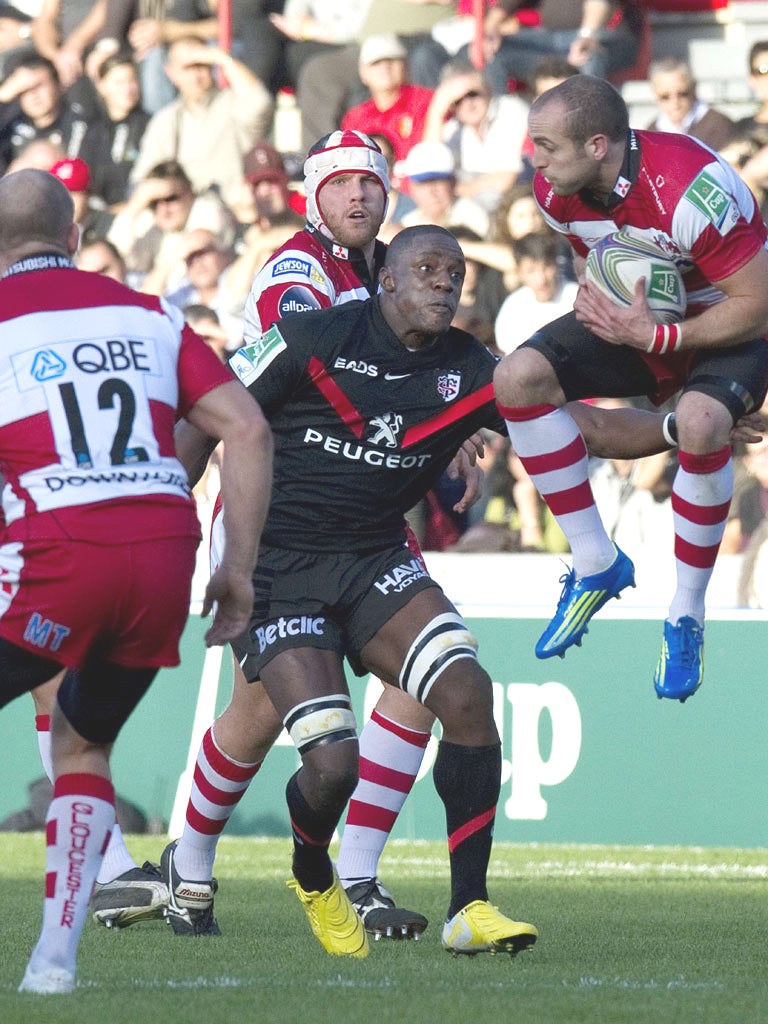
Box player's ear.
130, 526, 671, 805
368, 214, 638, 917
379, 266, 395, 292
587, 133, 609, 161
66, 221, 81, 257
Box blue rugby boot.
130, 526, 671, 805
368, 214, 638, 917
653, 616, 704, 702
535, 546, 636, 659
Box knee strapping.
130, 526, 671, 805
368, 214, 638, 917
283, 693, 357, 756
399, 613, 479, 704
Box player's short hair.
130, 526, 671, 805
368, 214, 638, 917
534, 74, 629, 144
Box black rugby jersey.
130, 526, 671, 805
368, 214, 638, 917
230, 296, 504, 552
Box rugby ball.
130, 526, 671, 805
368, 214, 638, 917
585, 230, 686, 324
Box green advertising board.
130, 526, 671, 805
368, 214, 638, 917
2, 614, 766, 847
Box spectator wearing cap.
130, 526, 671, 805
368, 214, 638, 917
422, 57, 528, 214
78, 50, 149, 210
50, 154, 113, 244
0, 53, 98, 174
341, 33, 433, 188
0, 4, 34, 80
225, 142, 306, 313
385, 138, 488, 240
243, 140, 305, 221
129, 36, 273, 209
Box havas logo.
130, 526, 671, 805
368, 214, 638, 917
366, 412, 402, 448
374, 558, 429, 595
252, 615, 326, 654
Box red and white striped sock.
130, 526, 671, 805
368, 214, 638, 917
35, 715, 135, 883
668, 447, 732, 626
498, 403, 615, 574
175, 726, 262, 880
337, 710, 430, 884
27, 773, 114, 977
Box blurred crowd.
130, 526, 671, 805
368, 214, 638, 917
1, 0, 766, 602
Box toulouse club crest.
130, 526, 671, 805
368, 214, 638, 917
437, 373, 461, 402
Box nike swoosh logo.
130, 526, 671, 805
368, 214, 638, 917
384, 372, 413, 381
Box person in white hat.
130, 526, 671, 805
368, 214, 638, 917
390, 139, 489, 238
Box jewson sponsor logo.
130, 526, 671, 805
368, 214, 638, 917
272, 257, 312, 277
278, 285, 321, 316
253, 615, 326, 654
374, 559, 428, 595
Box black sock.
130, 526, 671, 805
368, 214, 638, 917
286, 771, 336, 893
433, 740, 501, 918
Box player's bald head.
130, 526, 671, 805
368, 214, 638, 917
0, 169, 75, 262
384, 224, 463, 270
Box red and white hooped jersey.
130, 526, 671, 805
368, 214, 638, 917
242, 224, 387, 344
534, 130, 768, 317
0, 260, 233, 541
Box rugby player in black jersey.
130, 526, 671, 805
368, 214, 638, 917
177, 225, 704, 959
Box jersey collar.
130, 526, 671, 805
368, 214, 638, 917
305, 223, 386, 296
579, 129, 641, 211
2, 252, 76, 278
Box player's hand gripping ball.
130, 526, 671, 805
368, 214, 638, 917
585, 229, 687, 324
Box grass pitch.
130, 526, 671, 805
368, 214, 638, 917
1, 835, 766, 1024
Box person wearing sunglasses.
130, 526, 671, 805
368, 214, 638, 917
107, 158, 236, 292
646, 56, 733, 154
422, 58, 529, 213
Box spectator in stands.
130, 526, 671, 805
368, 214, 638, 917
449, 225, 507, 352
184, 303, 231, 360
480, 1, 642, 97
342, 33, 433, 186
494, 231, 578, 354
646, 57, 733, 153
737, 518, 768, 608
455, 181, 549, 293
268, 0, 370, 154
0, 4, 35, 81
228, 1, 290, 97
2, 135, 65, 172
80, 49, 148, 209
422, 57, 528, 213
129, 36, 273, 209
50, 154, 113, 243
385, 138, 489, 238
108, 158, 236, 288
0, 53, 97, 173
31, 0, 106, 95
88, 0, 219, 115
721, 434, 768, 554
75, 236, 127, 281
358, 0, 456, 88
226, 142, 305, 298
369, 129, 416, 229
161, 227, 245, 350
732, 40, 768, 148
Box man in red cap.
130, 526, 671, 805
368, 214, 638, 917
243, 140, 305, 221
50, 156, 112, 244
